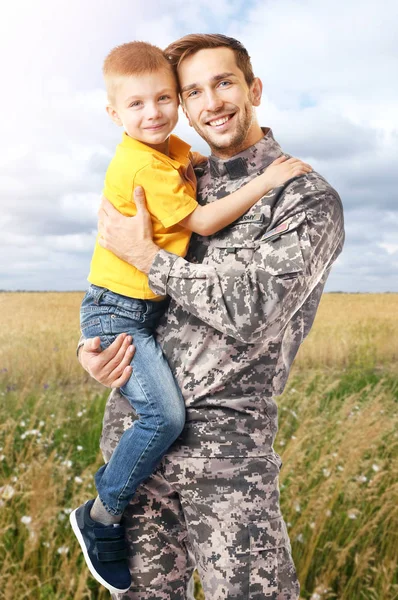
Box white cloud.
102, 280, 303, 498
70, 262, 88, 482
1, 0, 397, 291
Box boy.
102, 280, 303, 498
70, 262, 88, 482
70, 41, 311, 594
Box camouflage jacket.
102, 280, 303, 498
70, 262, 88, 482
100, 128, 344, 458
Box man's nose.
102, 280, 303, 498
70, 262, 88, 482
204, 90, 223, 113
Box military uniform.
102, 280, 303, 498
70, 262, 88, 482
93, 128, 344, 599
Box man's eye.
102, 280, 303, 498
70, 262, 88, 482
159, 95, 170, 101
219, 81, 231, 88
187, 90, 198, 98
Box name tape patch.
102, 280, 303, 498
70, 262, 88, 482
261, 221, 290, 242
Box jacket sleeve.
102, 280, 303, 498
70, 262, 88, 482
148, 179, 345, 344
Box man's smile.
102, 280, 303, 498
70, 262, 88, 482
206, 113, 236, 129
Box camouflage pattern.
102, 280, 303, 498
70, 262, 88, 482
92, 127, 344, 598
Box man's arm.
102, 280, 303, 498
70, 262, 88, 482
99, 180, 344, 345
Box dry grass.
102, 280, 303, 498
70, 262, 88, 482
0, 292, 397, 599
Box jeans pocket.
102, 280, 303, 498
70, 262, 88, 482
80, 315, 111, 349
108, 308, 145, 336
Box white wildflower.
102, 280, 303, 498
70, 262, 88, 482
20, 420, 26, 427
1, 485, 15, 500
61, 460, 73, 468
76, 445, 83, 451
372, 464, 380, 472
279, 440, 286, 447
63, 508, 72, 515
294, 501, 301, 513
348, 510, 359, 520
311, 594, 322, 600
325, 509, 332, 517
295, 533, 304, 543
322, 468, 331, 478
337, 465, 344, 472
21, 515, 32, 525
74, 476, 83, 484
291, 435, 297, 440
357, 475, 367, 483
310, 522, 316, 529
76, 411, 83, 417
57, 546, 69, 555
0, 455, 5, 462
39, 420, 45, 428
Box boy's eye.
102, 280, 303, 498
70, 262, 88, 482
187, 90, 199, 98
159, 95, 171, 101
130, 101, 142, 107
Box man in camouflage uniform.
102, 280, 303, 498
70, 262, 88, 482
79, 34, 344, 599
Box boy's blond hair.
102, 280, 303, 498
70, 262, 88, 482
103, 41, 175, 103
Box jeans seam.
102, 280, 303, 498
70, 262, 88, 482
115, 371, 162, 512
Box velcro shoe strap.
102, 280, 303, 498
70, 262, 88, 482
97, 549, 128, 562
94, 525, 125, 539
97, 539, 126, 553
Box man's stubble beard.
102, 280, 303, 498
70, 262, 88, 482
191, 98, 256, 159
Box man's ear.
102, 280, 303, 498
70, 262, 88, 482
250, 77, 263, 107
106, 104, 123, 126
180, 101, 193, 128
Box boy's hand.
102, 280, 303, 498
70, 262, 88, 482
98, 187, 159, 274
264, 156, 312, 189
79, 334, 135, 388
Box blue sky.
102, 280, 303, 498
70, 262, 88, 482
1, 0, 397, 292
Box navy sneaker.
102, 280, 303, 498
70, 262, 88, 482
70, 499, 131, 593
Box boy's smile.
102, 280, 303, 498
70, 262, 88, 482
107, 69, 179, 154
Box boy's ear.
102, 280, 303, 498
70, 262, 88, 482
250, 77, 262, 107
106, 104, 123, 126
181, 102, 193, 128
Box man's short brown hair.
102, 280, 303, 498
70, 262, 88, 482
164, 34, 255, 87
103, 41, 175, 102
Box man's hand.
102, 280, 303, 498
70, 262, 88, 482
79, 334, 135, 388
98, 186, 159, 274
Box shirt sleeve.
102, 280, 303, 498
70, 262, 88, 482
133, 159, 198, 229
147, 178, 345, 344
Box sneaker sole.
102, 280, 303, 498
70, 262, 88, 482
69, 508, 131, 594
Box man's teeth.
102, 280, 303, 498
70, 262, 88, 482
209, 116, 231, 127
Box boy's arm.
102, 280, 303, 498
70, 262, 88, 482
179, 156, 311, 236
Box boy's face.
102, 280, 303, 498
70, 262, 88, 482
107, 69, 179, 151
178, 47, 262, 158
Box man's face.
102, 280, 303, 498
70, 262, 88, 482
178, 47, 262, 158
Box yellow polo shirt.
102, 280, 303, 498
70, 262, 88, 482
88, 133, 198, 300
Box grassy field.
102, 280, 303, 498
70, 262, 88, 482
0, 292, 397, 599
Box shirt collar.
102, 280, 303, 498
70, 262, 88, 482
121, 132, 192, 167
208, 127, 283, 179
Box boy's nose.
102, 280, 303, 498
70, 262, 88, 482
146, 104, 163, 120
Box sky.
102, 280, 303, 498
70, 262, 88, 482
1, 0, 397, 292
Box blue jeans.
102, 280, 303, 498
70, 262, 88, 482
80, 284, 186, 515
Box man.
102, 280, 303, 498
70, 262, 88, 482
79, 34, 344, 600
